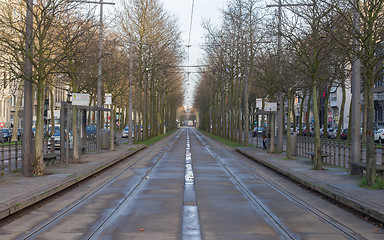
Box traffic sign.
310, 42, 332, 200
0, 122, 4, 128
256, 98, 262, 108
328, 117, 333, 123
72, 93, 90, 106
105, 93, 112, 105
265, 102, 277, 111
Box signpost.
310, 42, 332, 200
72, 93, 90, 106
256, 98, 262, 109
105, 93, 112, 105
265, 102, 277, 112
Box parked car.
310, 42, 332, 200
340, 129, 348, 140
303, 127, 314, 136
252, 127, 265, 137
44, 125, 60, 136
330, 129, 338, 139
375, 128, 384, 143
122, 126, 134, 138
322, 128, 335, 138
1, 128, 12, 142
48, 131, 73, 150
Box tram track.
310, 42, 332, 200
19, 129, 185, 240
191, 129, 298, 239
191, 128, 367, 240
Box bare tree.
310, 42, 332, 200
283, 0, 335, 168
332, 0, 384, 186
116, 0, 184, 141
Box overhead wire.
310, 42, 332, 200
185, 0, 195, 106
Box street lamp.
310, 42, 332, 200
22, 0, 33, 176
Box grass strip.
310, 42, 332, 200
139, 129, 178, 146
197, 128, 245, 148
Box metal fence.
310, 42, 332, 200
0, 141, 22, 175
0, 139, 60, 174
297, 136, 384, 168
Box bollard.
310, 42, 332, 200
290, 132, 298, 156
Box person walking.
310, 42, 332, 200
262, 128, 267, 149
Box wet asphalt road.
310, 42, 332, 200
1, 128, 383, 240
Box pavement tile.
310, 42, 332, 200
0, 143, 146, 220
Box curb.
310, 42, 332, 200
0, 145, 147, 220
235, 147, 384, 224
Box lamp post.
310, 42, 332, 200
96, 0, 104, 152
351, 3, 362, 167
72, 0, 115, 152
22, 0, 33, 176
267, 1, 314, 153
128, 46, 133, 145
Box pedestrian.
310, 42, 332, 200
262, 128, 267, 149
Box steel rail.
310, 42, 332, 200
193, 129, 367, 240
20, 129, 184, 240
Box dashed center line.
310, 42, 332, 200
182, 131, 202, 240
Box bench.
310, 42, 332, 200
43, 153, 61, 166
349, 162, 384, 177
305, 152, 329, 163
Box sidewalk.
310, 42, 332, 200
236, 147, 384, 224
0, 143, 146, 220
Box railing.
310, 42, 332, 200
0, 139, 57, 174
0, 141, 22, 175
297, 136, 384, 168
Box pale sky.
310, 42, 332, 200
161, 0, 227, 107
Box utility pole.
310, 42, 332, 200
351, 2, 362, 168
243, 45, 249, 147
267, 1, 313, 153
128, 46, 133, 145
75, 0, 115, 152
96, 0, 104, 152
277, 0, 283, 152
267, 0, 284, 152
22, 0, 33, 176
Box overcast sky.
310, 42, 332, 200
161, 0, 227, 106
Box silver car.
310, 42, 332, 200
48, 131, 73, 150
122, 126, 133, 138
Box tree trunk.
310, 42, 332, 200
306, 90, 312, 129
299, 92, 306, 136
110, 105, 115, 151
11, 82, 23, 142
34, 78, 45, 176
269, 114, 275, 153
286, 96, 292, 159
323, 84, 332, 138
337, 81, 346, 139
243, 60, 249, 147
49, 87, 55, 136
72, 105, 79, 162
312, 80, 322, 170
365, 82, 376, 186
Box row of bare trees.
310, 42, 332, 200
0, 0, 184, 176
195, 0, 384, 186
